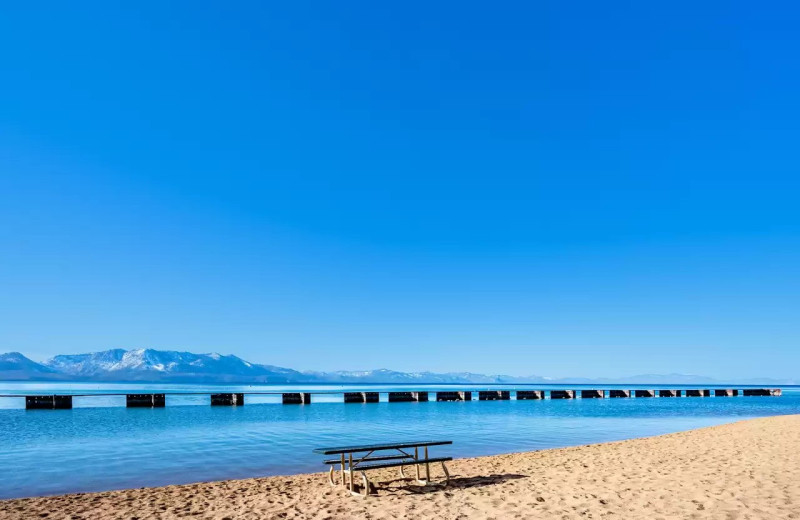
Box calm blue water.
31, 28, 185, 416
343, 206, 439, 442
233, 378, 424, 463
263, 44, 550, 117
0, 382, 798, 499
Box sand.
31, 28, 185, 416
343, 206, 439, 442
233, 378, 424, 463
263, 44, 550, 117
2, 415, 799, 520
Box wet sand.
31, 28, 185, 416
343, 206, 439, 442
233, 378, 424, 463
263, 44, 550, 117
1, 415, 798, 519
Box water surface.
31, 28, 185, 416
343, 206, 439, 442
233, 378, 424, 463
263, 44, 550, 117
1, 383, 797, 499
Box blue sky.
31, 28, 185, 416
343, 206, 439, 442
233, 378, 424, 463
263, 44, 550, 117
1, 1, 798, 378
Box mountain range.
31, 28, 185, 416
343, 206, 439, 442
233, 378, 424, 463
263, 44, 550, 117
0, 349, 795, 385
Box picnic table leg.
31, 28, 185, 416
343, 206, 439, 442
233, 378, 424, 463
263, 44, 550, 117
414, 447, 420, 481
348, 453, 354, 493
361, 471, 370, 497
340, 454, 346, 488
425, 446, 430, 482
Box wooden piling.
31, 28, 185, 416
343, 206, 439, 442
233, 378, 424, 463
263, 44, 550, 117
211, 393, 244, 406
25, 395, 73, 410
282, 392, 311, 404
516, 390, 544, 400
742, 388, 782, 396
126, 394, 166, 408
436, 391, 471, 401
344, 392, 379, 403
478, 391, 510, 401
388, 392, 428, 402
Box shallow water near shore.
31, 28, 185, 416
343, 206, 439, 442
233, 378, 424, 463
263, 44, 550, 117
1, 383, 798, 499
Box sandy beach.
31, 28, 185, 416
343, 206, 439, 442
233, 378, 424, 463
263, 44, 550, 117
2, 415, 798, 520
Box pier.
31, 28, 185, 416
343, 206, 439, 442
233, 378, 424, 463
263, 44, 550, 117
8, 387, 783, 409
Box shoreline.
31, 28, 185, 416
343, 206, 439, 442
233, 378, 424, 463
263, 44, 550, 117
2, 415, 798, 519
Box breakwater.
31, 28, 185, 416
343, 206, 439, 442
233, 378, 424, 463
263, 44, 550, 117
5, 387, 782, 409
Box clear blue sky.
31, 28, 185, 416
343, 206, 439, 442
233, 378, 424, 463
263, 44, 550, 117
1, 1, 798, 379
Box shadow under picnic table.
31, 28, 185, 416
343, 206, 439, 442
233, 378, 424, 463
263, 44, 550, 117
382, 473, 528, 495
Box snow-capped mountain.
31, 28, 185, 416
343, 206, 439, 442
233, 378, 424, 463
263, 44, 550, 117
43, 348, 306, 383
0, 349, 795, 384
0, 352, 63, 381
0, 349, 546, 384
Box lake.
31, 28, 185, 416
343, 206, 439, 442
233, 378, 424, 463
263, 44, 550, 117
1, 382, 797, 499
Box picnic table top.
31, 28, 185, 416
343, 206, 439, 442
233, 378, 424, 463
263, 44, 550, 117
313, 440, 452, 455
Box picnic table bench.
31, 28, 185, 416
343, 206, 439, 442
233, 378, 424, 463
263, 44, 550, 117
313, 440, 452, 496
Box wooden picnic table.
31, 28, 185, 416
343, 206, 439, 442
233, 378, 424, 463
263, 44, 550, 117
313, 440, 453, 496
